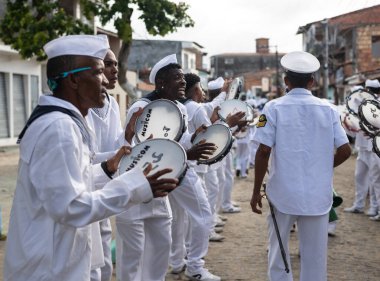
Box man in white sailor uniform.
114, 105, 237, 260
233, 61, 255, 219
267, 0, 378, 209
3, 35, 178, 281
250, 51, 351, 281
86, 44, 125, 281
344, 79, 380, 216
207, 78, 242, 214
115, 54, 220, 281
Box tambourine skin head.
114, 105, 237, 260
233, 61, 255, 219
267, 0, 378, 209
117, 138, 187, 185
227, 78, 241, 100
192, 124, 233, 165
346, 88, 376, 117
218, 100, 248, 122
134, 99, 185, 143
358, 99, 380, 131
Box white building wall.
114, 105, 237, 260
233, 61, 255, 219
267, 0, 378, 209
0, 44, 42, 147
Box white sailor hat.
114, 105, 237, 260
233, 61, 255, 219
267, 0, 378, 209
365, 79, 380, 88
43, 34, 109, 60
149, 54, 178, 84
281, 51, 320, 74
208, 77, 224, 90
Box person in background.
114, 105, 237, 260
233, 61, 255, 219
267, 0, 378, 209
344, 79, 380, 216
86, 45, 125, 281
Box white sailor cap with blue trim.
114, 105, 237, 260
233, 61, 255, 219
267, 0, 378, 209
149, 54, 178, 84
281, 51, 320, 74
44, 34, 110, 60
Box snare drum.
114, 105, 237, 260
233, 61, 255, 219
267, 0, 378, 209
346, 88, 376, 116
218, 99, 248, 122
118, 138, 187, 183
192, 124, 233, 165
372, 133, 380, 158
134, 99, 185, 143
226, 78, 242, 100
358, 99, 380, 131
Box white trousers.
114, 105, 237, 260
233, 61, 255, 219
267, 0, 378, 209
353, 150, 378, 209
221, 152, 235, 210
205, 169, 220, 227
115, 217, 171, 281
249, 140, 259, 166
267, 208, 329, 281
169, 168, 213, 273
236, 142, 250, 177
90, 219, 112, 281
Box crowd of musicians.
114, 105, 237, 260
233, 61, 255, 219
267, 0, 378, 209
3, 33, 378, 281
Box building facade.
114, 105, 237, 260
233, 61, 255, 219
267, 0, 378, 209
297, 5, 380, 103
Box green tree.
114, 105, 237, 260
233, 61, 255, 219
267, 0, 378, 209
0, 0, 194, 98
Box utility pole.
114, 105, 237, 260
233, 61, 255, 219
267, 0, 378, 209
275, 45, 281, 98
322, 18, 329, 99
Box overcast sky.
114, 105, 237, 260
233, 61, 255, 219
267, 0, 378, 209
130, 0, 380, 58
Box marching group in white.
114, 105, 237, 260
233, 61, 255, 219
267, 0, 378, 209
3, 33, 378, 281
3, 34, 263, 281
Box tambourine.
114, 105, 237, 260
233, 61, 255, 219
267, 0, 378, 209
359, 121, 379, 138
346, 88, 376, 116
245, 102, 255, 122
226, 77, 242, 100
358, 99, 380, 131
192, 124, 233, 165
118, 138, 187, 183
342, 114, 360, 137
372, 133, 380, 158
134, 99, 185, 143
218, 99, 248, 122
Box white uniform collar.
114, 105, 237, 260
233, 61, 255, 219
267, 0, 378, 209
286, 88, 312, 96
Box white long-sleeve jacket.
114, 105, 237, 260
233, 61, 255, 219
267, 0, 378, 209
4, 95, 152, 281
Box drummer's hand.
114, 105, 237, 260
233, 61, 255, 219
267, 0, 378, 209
125, 107, 144, 143
191, 124, 207, 143
226, 111, 246, 127
221, 78, 232, 93
237, 120, 249, 130
210, 106, 220, 123
143, 164, 179, 197
186, 139, 217, 161
250, 192, 263, 214
106, 146, 132, 174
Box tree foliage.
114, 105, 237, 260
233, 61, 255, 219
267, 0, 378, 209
0, 0, 194, 61
0, 0, 92, 60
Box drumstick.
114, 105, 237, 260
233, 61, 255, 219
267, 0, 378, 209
263, 183, 290, 274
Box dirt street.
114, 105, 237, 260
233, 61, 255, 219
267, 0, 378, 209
0, 146, 379, 281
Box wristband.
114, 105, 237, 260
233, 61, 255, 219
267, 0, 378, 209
101, 161, 114, 179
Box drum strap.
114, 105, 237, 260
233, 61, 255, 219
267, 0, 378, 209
17, 105, 94, 153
